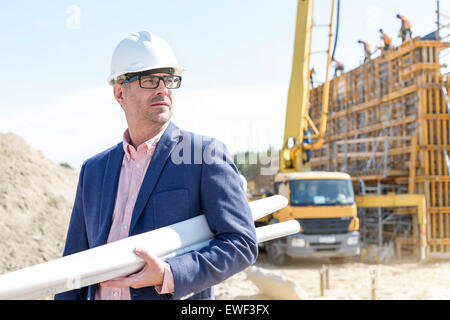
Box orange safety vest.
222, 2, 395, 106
400, 16, 412, 29
382, 32, 392, 45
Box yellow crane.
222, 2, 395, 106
261, 0, 361, 265
280, 0, 333, 171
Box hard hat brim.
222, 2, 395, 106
107, 65, 185, 85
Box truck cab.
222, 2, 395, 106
263, 172, 360, 264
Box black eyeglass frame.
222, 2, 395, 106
121, 73, 182, 89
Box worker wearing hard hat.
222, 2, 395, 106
379, 29, 393, 51
358, 40, 372, 62
310, 67, 316, 88
303, 130, 312, 164
55, 31, 257, 300
397, 14, 412, 43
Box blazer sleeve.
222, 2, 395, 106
165, 139, 258, 300
54, 162, 90, 300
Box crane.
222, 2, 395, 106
261, 0, 361, 265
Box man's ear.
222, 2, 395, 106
113, 83, 125, 107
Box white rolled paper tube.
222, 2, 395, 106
160, 195, 290, 259
0, 195, 288, 300
0, 215, 212, 300
248, 195, 288, 221
162, 220, 301, 259
255, 220, 300, 243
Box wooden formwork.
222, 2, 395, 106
309, 38, 450, 255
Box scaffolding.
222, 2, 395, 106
309, 37, 450, 258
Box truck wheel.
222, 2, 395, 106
265, 239, 287, 265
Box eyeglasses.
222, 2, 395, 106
121, 74, 182, 89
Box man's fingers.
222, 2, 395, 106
100, 248, 165, 289
100, 276, 131, 288
134, 247, 159, 266
100, 271, 148, 289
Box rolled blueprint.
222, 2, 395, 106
0, 195, 291, 299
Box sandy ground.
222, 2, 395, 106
1, 132, 449, 300
215, 252, 450, 300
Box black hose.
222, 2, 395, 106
331, 0, 340, 61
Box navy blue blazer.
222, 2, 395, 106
54, 122, 258, 300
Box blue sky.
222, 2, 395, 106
1, 0, 449, 170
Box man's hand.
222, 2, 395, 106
100, 248, 165, 289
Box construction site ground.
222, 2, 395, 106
215, 252, 450, 300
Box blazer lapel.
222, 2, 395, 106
129, 122, 182, 233
94, 143, 124, 247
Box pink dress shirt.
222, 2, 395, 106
95, 125, 174, 300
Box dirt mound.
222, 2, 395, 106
0, 132, 78, 274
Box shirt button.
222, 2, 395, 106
136, 163, 140, 168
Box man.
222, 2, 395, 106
379, 29, 392, 51
396, 14, 412, 43
357, 40, 372, 62
309, 67, 316, 88
54, 31, 258, 300
303, 130, 312, 164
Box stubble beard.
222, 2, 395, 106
145, 104, 173, 125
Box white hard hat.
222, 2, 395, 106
107, 30, 184, 85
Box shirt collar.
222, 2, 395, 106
122, 122, 170, 161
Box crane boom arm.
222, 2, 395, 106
280, 0, 335, 172
280, 0, 314, 173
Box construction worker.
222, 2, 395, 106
379, 29, 392, 51
310, 67, 316, 88
333, 58, 344, 77
396, 14, 412, 42
54, 31, 257, 300
303, 130, 312, 164
358, 40, 372, 62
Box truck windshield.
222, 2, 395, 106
290, 179, 355, 206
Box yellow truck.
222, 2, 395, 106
262, 172, 359, 264
257, 0, 360, 264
